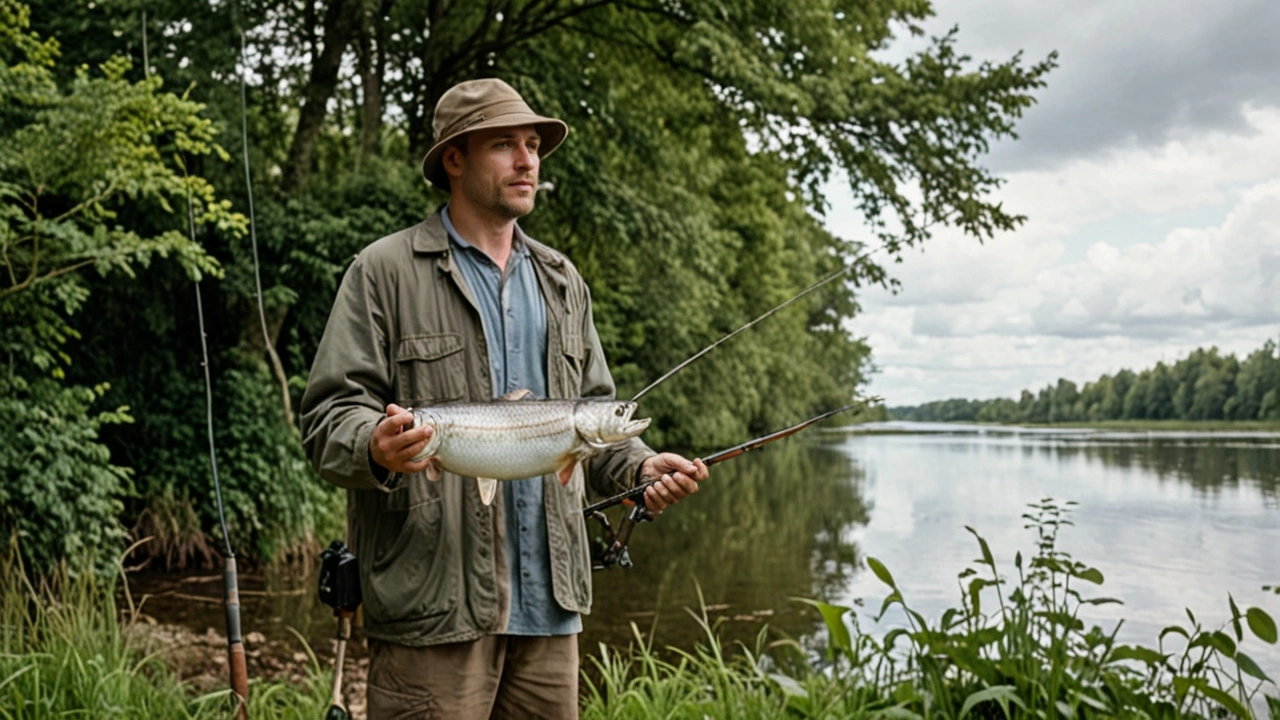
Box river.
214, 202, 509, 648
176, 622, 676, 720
131, 423, 1280, 679
588, 423, 1280, 675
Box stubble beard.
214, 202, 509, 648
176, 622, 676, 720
462, 171, 536, 221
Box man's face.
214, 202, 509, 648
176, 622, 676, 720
451, 125, 541, 220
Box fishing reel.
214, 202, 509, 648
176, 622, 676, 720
585, 485, 659, 571
318, 540, 362, 612
318, 541, 361, 720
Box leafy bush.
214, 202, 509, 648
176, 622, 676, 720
0, 377, 130, 576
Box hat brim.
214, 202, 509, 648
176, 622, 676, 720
421, 112, 568, 191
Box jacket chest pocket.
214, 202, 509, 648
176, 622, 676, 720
560, 327, 585, 395
397, 333, 466, 406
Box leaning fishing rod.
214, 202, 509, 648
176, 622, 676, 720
586, 398, 875, 570
184, 183, 250, 717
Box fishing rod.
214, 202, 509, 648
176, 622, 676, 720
585, 399, 873, 570
185, 183, 249, 718
630, 248, 879, 403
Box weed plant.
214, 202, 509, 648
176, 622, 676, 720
0, 541, 330, 719
583, 500, 1280, 719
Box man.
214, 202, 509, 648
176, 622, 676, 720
300, 78, 709, 719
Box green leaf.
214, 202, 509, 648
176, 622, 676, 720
1207, 631, 1237, 658
1109, 645, 1170, 667
883, 628, 910, 651
968, 577, 987, 616
1190, 678, 1251, 720
1073, 566, 1104, 585
959, 685, 1026, 720
767, 672, 807, 698
1160, 625, 1190, 642
878, 590, 903, 622
1247, 607, 1278, 644
1234, 651, 1273, 684
966, 526, 995, 567
867, 556, 897, 589
1228, 594, 1244, 641
792, 598, 852, 655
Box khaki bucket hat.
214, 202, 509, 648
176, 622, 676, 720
421, 78, 569, 191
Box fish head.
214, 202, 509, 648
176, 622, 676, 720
573, 400, 651, 448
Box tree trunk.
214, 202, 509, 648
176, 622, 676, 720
356, 1, 388, 157
282, 0, 359, 193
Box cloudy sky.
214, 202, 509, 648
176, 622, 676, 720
825, 0, 1280, 406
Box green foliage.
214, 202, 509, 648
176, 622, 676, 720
0, 0, 236, 572
894, 339, 1280, 425
8, 0, 1056, 567
0, 375, 130, 576
583, 501, 1280, 719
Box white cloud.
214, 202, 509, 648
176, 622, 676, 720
838, 103, 1280, 406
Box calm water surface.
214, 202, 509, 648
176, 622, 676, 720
587, 424, 1280, 673
137, 424, 1280, 676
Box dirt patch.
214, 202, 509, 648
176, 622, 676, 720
123, 614, 369, 718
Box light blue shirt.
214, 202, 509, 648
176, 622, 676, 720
441, 206, 582, 636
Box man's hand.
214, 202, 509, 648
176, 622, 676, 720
369, 404, 435, 475
638, 453, 709, 513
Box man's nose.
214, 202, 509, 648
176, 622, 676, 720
513, 144, 536, 170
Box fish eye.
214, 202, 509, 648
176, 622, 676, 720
614, 406, 625, 417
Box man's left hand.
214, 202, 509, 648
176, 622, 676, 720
638, 454, 709, 513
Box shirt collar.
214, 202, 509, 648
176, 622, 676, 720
441, 204, 530, 258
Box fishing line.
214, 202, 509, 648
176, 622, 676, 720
630, 245, 885, 403
141, 10, 149, 77
239, 29, 273, 376
185, 178, 233, 558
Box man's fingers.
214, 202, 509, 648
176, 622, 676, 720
643, 485, 667, 513
401, 456, 433, 475
669, 471, 699, 496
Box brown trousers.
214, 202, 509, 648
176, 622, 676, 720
365, 635, 580, 720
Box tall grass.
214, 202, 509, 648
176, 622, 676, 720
583, 500, 1280, 719
0, 540, 331, 719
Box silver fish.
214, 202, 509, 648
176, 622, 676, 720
409, 390, 650, 505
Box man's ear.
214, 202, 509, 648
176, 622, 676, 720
442, 145, 465, 181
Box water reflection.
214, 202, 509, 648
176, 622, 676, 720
836, 428, 1280, 674
582, 441, 868, 653
131, 427, 1280, 677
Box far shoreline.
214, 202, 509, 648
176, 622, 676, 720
836, 418, 1280, 436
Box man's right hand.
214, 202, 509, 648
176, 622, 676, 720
369, 404, 435, 474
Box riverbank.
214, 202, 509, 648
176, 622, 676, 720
849, 418, 1280, 434
4, 502, 1277, 719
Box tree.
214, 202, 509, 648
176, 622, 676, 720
14, 0, 1058, 563
0, 0, 231, 572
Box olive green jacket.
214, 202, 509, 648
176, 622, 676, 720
299, 212, 652, 646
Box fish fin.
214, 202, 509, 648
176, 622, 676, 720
557, 461, 578, 487
498, 388, 535, 402
425, 457, 443, 482
477, 478, 498, 505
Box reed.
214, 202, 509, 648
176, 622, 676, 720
0, 539, 328, 719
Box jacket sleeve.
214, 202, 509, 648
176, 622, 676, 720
299, 255, 393, 491
577, 282, 654, 498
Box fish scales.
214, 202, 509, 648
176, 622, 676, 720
425, 401, 579, 480
409, 396, 650, 504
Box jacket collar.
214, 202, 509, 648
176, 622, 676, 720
414, 210, 568, 274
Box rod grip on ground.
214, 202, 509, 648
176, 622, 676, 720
225, 557, 249, 718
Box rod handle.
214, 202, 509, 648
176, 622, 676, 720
225, 557, 249, 718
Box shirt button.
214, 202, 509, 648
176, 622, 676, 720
522, 570, 531, 578
517, 500, 525, 508
521, 525, 528, 533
